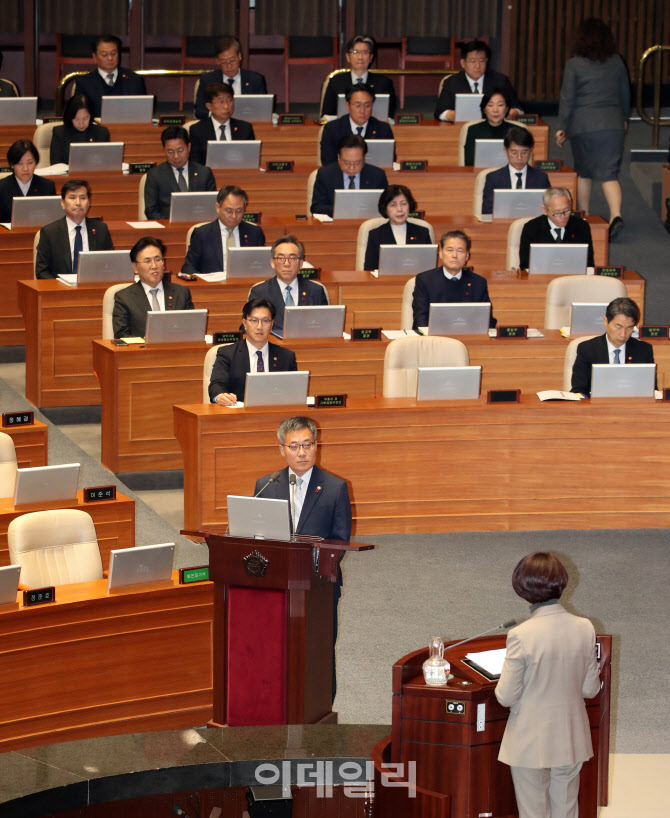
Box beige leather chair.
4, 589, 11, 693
563, 335, 596, 391
32, 122, 61, 168
8, 508, 103, 587
0, 432, 18, 500
355, 217, 436, 271
472, 167, 497, 220
246, 279, 331, 304
400, 276, 416, 330
102, 282, 132, 339
306, 169, 318, 213
317, 124, 325, 162
506, 217, 533, 270
383, 335, 469, 397
457, 119, 529, 166
544, 276, 626, 330
203, 343, 229, 402
186, 221, 208, 251
184, 119, 198, 134
33, 229, 41, 277
138, 173, 148, 220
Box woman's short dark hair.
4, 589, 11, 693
130, 236, 166, 263
574, 18, 617, 61
7, 139, 39, 167
480, 88, 510, 117
63, 94, 95, 129
378, 184, 416, 217
512, 552, 569, 603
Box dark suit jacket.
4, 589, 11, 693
412, 266, 497, 330
311, 162, 388, 217
35, 217, 114, 279
112, 280, 194, 338
182, 218, 266, 275
49, 123, 111, 166
519, 214, 594, 269
208, 339, 297, 402
570, 334, 655, 396
364, 220, 433, 271
320, 114, 394, 166
144, 160, 216, 220
482, 165, 551, 215
321, 71, 397, 118
434, 68, 521, 120
254, 465, 352, 543
188, 117, 255, 166
73, 67, 146, 118
0, 78, 19, 97
463, 119, 513, 167
195, 68, 267, 120
249, 277, 329, 332
0, 174, 56, 224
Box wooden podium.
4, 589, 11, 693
371, 634, 612, 818
185, 529, 373, 727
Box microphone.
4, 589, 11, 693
289, 473, 297, 536
446, 620, 517, 652
254, 470, 281, 498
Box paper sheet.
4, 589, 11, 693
57, 274, 77, 286
465, 648, 506, 676
312, 213, 333, 223
35, 163, 68, 176
126, 220, 164, 229
382, 330, 418, 340
195, 272, 226, 282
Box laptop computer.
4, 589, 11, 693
244, 371, 309, 407
11, 196, 63, 228
416, 366, 482, 400
169, 191, 218, 223
205, 140, 261, 169
231, 94, 274, 122
378, 244, 438, 275
0, 97, 38, 125
333, 189, 384, 220
76, 250, 134, 283
473, 139, 507, 168
454, 93, 484, 122
0, 565, 20, 605
101, 95, 154, 124
68, 142, 124, 173
227, 495, 291, 540
590, 363, 656, 398
13, 463, 80, 507
529, 244, 588, 275
492, 189, 545, 219
428, 303, 491, 336
337, 94, 390, 121
283, 305, 345, 338
144, 309, 208, 343
364, 140, 395, 168
570, 303, 609, 335
226, 246, 273, 278
107, 543, 175, 591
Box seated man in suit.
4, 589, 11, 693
182, 184, 265, 275
73, 34, 146, 119
518, 187, 594, 270
249, 235, 329, 333
571, 297, 654, 396
320, 83, 393, 166
482, 126, 551, 215
194, 35, 267, 120
311, 133, 388, 217
434, 39, 521, 122
321, 34, 397, 119
35, 179, 113, 279
144, 125, 216, 220
208, 298, 297, 405
412, 230, 497, 330
188, 82, 255, 166
113, 237, 193, 338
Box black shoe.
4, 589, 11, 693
609, 216, 624, 240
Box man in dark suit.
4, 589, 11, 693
412, 229, 497, 330
482, 126, 551, 215
249, 235, 329, 334
113, 237, 193, 338
208, 298, 297, 405
194, 35, 267, 120
35, 179, 113, 279
144, 125, 216, 220
311, 133, 388, 218
320, 83, 394, 166
320, 34, 397, 119
188, 82, 255, 166
518, 187, 594, 270
571, 297, 654, 396
434, 39, 521, 122
182, 184, 265, 275
73, 34, 146, 119
0, 50, 19, 96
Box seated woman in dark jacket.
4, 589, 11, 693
363, 184, 433, 271
50, 93, 110, 165
462, 88, 515, 166
0, 139, 56, 223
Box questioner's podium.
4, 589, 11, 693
371, 635, 612, 818
184, 529, 373, 728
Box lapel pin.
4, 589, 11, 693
91, 228, 96, 235
316, 486, 322, 493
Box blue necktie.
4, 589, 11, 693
613, 349, 621, 364
73, 225, 82, 274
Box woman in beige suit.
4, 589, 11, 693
496, 552, 601, 818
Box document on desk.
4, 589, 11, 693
195, 272, 226, 281
382, 330, 419, 339
126, 221, 165, 229
465, 647, 506, 677
537, 390, 585, 401
57, 274, 77, 286
35, 163, 68, 176
312, 213, 333, 223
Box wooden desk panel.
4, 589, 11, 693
1, 421, 48, 468
174, 398, 670, 535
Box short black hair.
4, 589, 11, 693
217, 185, 247, 206
7, 139, 39, 167
92, 34, 121, 54
440, 229, 471, 252
512, 552, 568, 603
605, 297, 640, 325
345, 82, 375, 103
378, 184, 416, 217
63, 94, 95, 129
345, 34, 376, 58
504, 126, 534, 149
337, 133, 367, 155
214, 35, 240, 55
130, 236, 166, 263
243, 297, 275, 320
271, 234, 304, 260
61, 179, 90, 199
205, 81, 233, 103
461, 39, 492, 61
161, 125, 189, 146
480, 87, 510, 116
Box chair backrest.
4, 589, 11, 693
8, 508, 103, 587
186, 221, 208, 251
563, 334, 597, 391
203, 343, 229, 402
506, 217, 533, 270
383, 335, 470, 397
544, 275, 627, 330
306, 169, 318, 212
184, 119, 198, 134
356, 218, 436, 271
102, 282, 132, 339
0, 432, 17, 500
400, 276, 417, 330
33, 229, 41, 277
193, 78, 201, 107
317, 124, 324, 162
473, 167, 497, 219
33, 122, 61, 168
457, 119, 529, 165
138, 173, 148, 220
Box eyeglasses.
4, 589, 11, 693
550, 208, 572, 218
273, 255, 300, 263
217, 57, 240, 67
339, 159, 364, 170
221, 207, 245, 216
349, 102, 372, 110
349, 49, 371, 56
137, 256, 164, 266
464, 58, 487, 66
245, 316, 272, 325
284, 441, 316, 453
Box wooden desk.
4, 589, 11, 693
1, 421, 48, 468
174, 396, 670, 534
0, 573, 213, 752
0, 489, 135, 568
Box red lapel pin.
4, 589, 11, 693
316, 486, 322, 493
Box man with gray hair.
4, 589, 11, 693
518, 186, 594, 269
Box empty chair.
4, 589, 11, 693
102, 282, 132, 339
0, 432, 18, 499
545, 275, 626, 330
563, 335, 597, 390
355, 217, 435, 271
383, 335, 469, 397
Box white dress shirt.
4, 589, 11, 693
547, 217, 564, 240
140, 279, 165, 310
66, 217, 89, 257
350, 70, 369, 85
443, 268, 463, 281
349, 116, 367, 137
341, 170, 361, 189
289, 466, 313, 527
98, 67, 118, 85
219, 221, 239, 269
16, 176, 32, 195
280, 276, 299, 305
211, 114, 231, 140
223, 72, 241, 95
171, 165, 189, 189
606, 337, 626, 364
508, 164, 528, 188
390, 222, 407, 245
246, 339, 268, 371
